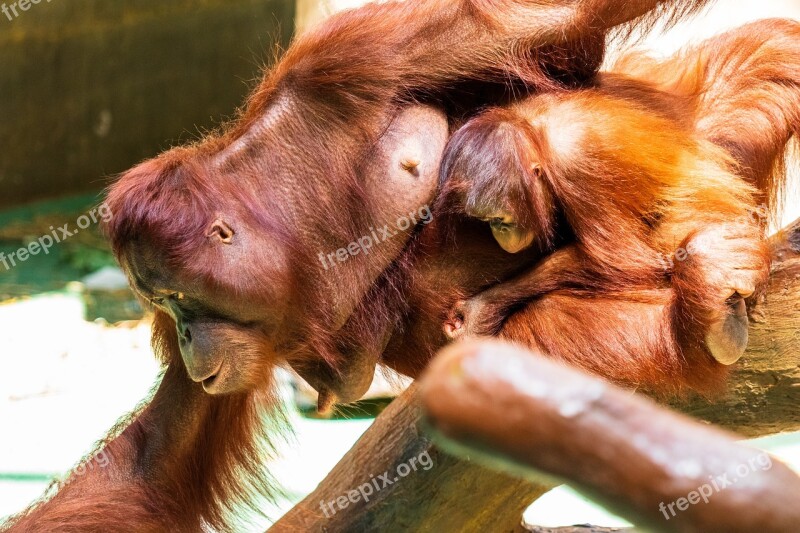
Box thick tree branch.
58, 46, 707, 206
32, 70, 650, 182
420, 340, 800, 533
271, 382, 549, 532
524, 525, 635, 533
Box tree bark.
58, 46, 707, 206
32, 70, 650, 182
272, 382, 549, 532
269, 219, 800, 532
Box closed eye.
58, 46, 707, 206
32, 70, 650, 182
488, 218, 515, 233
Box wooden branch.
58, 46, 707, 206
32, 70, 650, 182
273, 417, 641, 532
270, 219, 800, 531
271, 383, 550, 531
420, 340, 800, 533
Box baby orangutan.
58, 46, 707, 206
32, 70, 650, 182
441, 20, 800, 386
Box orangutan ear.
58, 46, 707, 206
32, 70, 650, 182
362, 104, 448, 222
206, 217, 235, 244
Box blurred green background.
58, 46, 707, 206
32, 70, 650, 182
0, 0, 295, 208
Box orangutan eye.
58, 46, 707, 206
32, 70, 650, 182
489, 218, 514, 233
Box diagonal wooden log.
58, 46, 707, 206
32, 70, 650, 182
272, 382, 551, 532
270, 219, 800, 532
420, 340, 800, 533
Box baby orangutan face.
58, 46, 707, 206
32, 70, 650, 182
439, 109, 559, 257
472, 211, 537, 253
457, 164, 555, 255
470, 163, 546, 253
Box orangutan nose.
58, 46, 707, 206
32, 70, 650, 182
179, 324, 192, 346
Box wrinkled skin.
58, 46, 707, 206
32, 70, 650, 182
121, 104, 450, 402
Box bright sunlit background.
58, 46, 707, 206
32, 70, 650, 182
2, 1, 799, 530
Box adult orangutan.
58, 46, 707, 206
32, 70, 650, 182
7, 1, 717, 531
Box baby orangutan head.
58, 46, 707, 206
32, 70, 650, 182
438, 108, 560, 254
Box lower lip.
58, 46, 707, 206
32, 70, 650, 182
200, 362, 226, 393
202, 374, 220, 393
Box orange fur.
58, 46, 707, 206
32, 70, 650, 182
614, 19, 800, 212
431, 20, 800, 395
